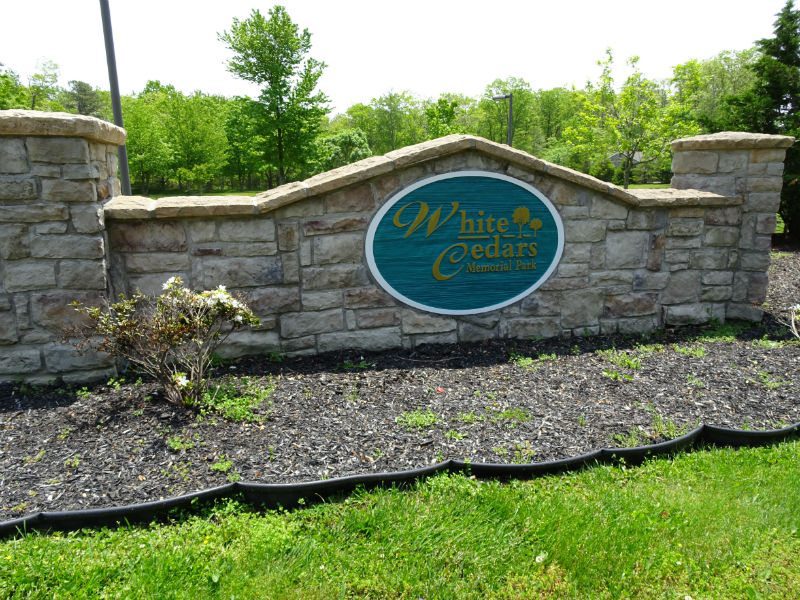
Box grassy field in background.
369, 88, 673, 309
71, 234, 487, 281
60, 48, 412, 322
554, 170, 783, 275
3, 442, 799, 598
627, 183, 670, 189
149, 190, 262, 199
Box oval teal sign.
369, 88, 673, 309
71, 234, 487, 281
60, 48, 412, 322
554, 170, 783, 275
366, 171, 564, 315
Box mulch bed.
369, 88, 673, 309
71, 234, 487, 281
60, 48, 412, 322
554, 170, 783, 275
1, 251, 799, 521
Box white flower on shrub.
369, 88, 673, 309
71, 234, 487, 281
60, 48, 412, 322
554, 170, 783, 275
173, 373, 189, 388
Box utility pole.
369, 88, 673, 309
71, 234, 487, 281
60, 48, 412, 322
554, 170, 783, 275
99, 0, 131, 195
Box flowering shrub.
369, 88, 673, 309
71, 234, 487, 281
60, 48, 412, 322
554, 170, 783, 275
789, 305, 800, 340
71, 277, 259, 406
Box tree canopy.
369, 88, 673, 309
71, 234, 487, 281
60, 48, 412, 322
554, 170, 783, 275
219, 5, 329, 184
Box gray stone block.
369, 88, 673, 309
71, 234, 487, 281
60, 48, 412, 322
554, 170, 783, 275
663, 303, 713, 325
303, 265, 369, 290
31, 234, 104, 259
58, 260, 106, 290
703, 227, 739, 247
605, 231, 648, 269
218, 218, 275, 242
4, 261, 56, 292
0, 348, 41, 374
215, 330, 281, 359
0, 139, 28, 174
401, 310, 456, 334
564, 220, 606, 243
280, 309, 344, 338
318, 327, 402, 352
0, 177, 37, 201
313, 232, 363, 265
661, 270, 701, 304
0, 224, 29, 259
107, 222, 187, 253
560, 288, 604, 328
41, 179, 95, 202
502, 317, 561, 339
198, 256, 283, 289
27, 137, 89, 164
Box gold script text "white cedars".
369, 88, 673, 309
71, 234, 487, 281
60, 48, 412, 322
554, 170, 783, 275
390, 201, 538, 281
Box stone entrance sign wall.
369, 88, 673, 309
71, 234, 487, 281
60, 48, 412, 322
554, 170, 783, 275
0, 110, 793, 383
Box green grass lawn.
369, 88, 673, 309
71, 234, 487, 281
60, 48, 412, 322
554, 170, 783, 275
627, 183, 670, 189
3, 442, 799, 598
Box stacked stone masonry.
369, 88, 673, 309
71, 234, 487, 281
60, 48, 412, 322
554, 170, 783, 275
0, 111, 122, 383
0, 111, 793, 382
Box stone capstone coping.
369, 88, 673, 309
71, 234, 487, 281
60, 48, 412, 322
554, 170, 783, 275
671, 131, 794, 151
626, 188, 741, 207
0, 110, 126, 145
103, 134, 737, 220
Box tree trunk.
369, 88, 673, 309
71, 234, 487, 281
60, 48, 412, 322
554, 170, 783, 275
277, 128, 286, 185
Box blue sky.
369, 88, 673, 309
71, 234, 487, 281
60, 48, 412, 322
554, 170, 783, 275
1, 0, 787, 114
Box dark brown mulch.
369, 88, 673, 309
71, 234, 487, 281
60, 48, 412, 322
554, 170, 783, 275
1, 252, 799, 521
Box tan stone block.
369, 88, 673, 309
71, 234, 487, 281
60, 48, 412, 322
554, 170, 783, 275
606, 231, 648, 269
564, 220, 606, 243
188, 220, 217, 242
312, 233, 363, 265
324, 184, 375, 213
750, 148, 787, 163
281, 335, 316, 352
590, 197, 628, 219
302, 215, 368, 236
282, 253, 300, 284
244, 287, 301, 315
277, 223, 299, 251
31, 291, 105, 331
343, 286, 395, 308
671, 150, 719, 174
302, 290, 342, 311
671, 132, 793, 152
356, 308, 399, 328
401, 310, 456, 334
129, 273, 190, 296
317, 327, 401, 353
41, 179, 95, 202
746, 177, 783, 193
280, 309, 344, 338
502, 316, 561, 339
215, 330, 281, 359
717, 151, 749, 173
125, 252, 191, 273
198, 256, 283, 289
667, 218, 704, 237
302, 265, 368, 290
604, 293, 657, 317
218, 218, 275, 242
704, 207, 741, 226
107, 221, 187, 252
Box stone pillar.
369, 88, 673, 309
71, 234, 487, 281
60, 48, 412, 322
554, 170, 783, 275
670, 132, 794, 321
0, 110, 125, 383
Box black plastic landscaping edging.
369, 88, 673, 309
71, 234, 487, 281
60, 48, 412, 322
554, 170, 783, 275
2, 421, 799, 539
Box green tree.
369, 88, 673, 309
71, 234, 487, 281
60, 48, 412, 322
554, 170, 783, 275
476, 78, 542, 153
122, 84, 173, 194
224, 97, 268, 189
313, 128, 371, 172
220, 6, 329, 185
27, 60, 62, 111
740, 0, 800, 240
0, 64, 26, 109
62, 80, 103, 117
563, 50, 698, 187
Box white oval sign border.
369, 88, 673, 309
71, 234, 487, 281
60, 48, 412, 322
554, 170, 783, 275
365, 170, 565, 316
